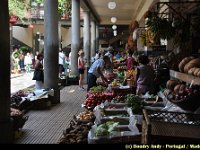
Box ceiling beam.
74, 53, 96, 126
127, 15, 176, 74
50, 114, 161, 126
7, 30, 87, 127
80, 0, 100, 24
136, 0, 159, 22
14, 19, 84, 26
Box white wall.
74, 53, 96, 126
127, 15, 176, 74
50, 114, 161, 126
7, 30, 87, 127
61, 27, 71, 47
13, 26, 33, 47
33, 25, 44, 35
13, 25, 83, 49
61, 27, 83, 48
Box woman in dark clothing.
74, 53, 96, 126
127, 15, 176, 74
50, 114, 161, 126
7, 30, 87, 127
136, 55, 154, 95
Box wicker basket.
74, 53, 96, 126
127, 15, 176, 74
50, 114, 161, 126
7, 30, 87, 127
12, 115, 28, 131
142, 109, 200, 144
169, 93, 200, 112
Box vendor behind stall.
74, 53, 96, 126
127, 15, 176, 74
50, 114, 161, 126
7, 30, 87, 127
87, 56, 111, 91
136, 55, 154, 95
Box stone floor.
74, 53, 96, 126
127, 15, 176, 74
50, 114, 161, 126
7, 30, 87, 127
15, 85, 87, 144
11, 71, 35, 94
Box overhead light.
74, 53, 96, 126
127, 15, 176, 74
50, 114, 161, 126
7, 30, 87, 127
113, 30, 117, 36
108, 2, 116, 10
111, 17, 117, 23
112, 25, 117, 30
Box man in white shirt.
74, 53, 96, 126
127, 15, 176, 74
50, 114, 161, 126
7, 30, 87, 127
24, 52, 32, 73
87, 56, 111, 91
59, 50, 65, 76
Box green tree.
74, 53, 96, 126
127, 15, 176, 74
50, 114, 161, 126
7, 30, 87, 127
9, 0, 30, 22
32, 0, 72, 17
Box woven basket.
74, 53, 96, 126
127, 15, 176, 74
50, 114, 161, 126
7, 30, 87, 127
142, 109, 200, 144
170, 93, 200, 112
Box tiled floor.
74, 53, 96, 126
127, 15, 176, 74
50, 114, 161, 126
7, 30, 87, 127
15, 85, 87, 144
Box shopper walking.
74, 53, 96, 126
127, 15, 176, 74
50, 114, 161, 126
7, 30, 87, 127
18, 51, 25, 71
59, 50, 65, 76
78, 50, 86, 91
24, 52, 32, 73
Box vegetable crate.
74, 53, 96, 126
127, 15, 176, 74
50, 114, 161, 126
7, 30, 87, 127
88, 125, 141, 144
142, 109, 200, 144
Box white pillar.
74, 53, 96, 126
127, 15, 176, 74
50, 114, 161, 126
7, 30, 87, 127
90, 20, 96, 59
44, 0, 60, 104
96, 24, 99, 50
71, 0, 80, 76
83, 11, 90, 68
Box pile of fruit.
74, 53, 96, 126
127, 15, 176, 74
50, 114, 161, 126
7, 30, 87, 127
77, 111, 95, 122
164, 79, 200, 111
59, 119, 93, 144
84, 91, 115, 109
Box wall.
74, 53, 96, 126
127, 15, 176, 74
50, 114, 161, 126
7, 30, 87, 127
12, 26, 33, 47
61, 27, 83, 48
61, 27, 71, 48
13, 25, 83, 49
33, 25, 44, 35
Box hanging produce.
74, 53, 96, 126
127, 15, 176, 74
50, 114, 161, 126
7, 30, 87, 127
145, 11, 175, 44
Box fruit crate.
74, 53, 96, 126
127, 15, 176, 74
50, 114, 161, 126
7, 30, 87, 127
142, 109, 200, 144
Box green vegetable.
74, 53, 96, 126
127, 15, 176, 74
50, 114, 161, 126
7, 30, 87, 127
126, 94, 143, 114
95, 121, 119, 137
90, 85, 106, 93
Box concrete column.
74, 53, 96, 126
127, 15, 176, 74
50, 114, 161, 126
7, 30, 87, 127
90, 20, 96, 58
44, 0, 60, 104
0, 0, 13, 143
71, 0, 80, 76
35, 32, 40, 53
96, 24, 99, 50
58, 22, 62, 50
83, 11, 90, 68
